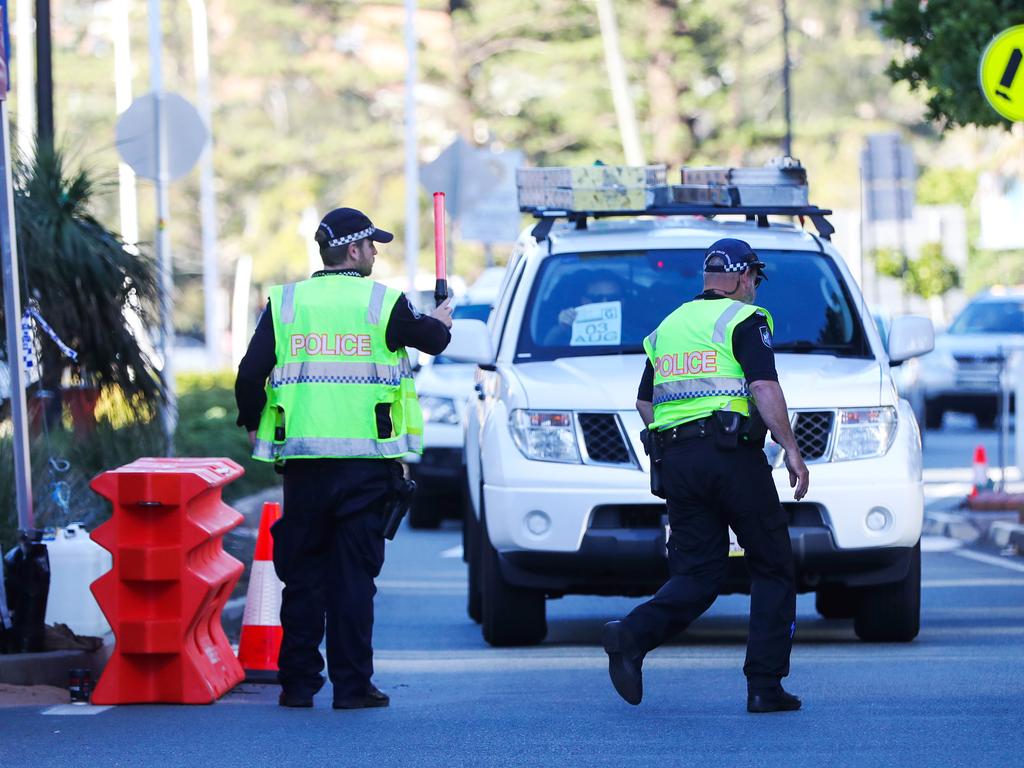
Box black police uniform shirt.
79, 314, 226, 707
235, 269, 451, 436
637, 291, 778, 403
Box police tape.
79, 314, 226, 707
22, 307, 79, 363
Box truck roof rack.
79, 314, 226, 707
517, 160, 836, 242
525, 204, 835, 243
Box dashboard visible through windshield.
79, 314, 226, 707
515, 249, 870, 362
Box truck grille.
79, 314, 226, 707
792, 411, 834, 461
577, 413, 634, 465
954, 355, 1001, 391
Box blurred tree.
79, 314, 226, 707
0, 146, 163, 425
874, 0, 1024, 128
906, 242, 960, 299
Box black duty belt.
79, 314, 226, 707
653, 419, 709, 448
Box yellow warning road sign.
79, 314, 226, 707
980, 25, 1024, 122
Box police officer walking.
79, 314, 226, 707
603, 237, 809, 713
235, 207, 453, 709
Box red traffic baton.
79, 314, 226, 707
433, 192, 448, 307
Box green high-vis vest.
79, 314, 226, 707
253, 276, 424, 462
644, 299, 774, 431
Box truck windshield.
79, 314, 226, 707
515, 249, 870, 362
947, 300, 1024, 335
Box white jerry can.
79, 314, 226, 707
44, 523, 113, 638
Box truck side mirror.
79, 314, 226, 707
887, 315, 934, 365
443, 319, 495, 367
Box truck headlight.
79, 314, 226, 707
421, 396, 459, 425
832, 407, 897, 461
509, 410, 581, 463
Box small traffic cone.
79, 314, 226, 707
970, 445, 992, 497
237, 501, 284, 683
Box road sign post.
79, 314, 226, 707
0, 2, 34, 532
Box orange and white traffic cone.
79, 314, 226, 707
970, 445, 991, 497
237, 501, 284, 683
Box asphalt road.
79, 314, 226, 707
2, 422, 1022, 767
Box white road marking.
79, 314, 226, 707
921, 535, 963, 552
377, 579, 466, 593
440, 545, 464, 559
42, 705, 113, 716
922, 577, 1024, 588
954, 548, 1024, 573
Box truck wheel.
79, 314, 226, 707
408, 494, 441, 530
815, 585, 859, 619
854, 542, 920, 642
465, 490, 482, 624
975, 406, 997, 430
924, 400, 943, 430
480, 521, 547, 647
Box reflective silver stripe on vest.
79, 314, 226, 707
712, 301, 746, 343
270, 360, 412, 388
652, 377, 749, 406
279, 283, 297, 324
645, 330, 657, 350
367, 282, 388, 325
253, 434, 422, 460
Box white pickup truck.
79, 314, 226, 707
446, 209, 934, 647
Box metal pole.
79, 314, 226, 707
595, 0, 644, 166
1015, 349, 1024, 481
0, 99, 34, 532
148, 0, 175, 452
15, 0, 34, 161
999, 346, 1010, 490
187, 0, 221, 369
780, 0, 793, 157
229, 252, 251, 367
113, 0, 139, 247
32, 0, 49, 147
403, 0, 418, 294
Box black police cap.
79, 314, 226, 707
316, 207, 394, 248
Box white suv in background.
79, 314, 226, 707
909, 287, 1024, 429
447, 213, 934, 647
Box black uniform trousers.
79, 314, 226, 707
271, 458, 398, 700
622, 436, 796, 687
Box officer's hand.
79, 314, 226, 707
431, 299, 454, 329
248, 430, 256, 449
785, 451, 809, 501
558, 307, 577, 326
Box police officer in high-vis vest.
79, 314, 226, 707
235, 207, 453, 709
602, 238, 809, 714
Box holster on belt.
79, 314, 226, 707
383, 465, 417, 540
741, 406, 769, 449
712, 411, 742, 451
639, 428, 666, 499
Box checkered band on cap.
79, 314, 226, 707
704, 250, 751, 272
322, 225, 375, 248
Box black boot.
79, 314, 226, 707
602, 621, 644, 705
747, 684, 801, 713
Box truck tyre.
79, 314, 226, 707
815, 584, 859, 619
975, 405, 998, 431
480, 520, 547, 647
924, 400, 943, 430
854, 542, 921, 642
465, 486, 482, 624
408, 493, 442, 530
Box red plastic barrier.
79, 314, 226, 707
89, 457, 246, 704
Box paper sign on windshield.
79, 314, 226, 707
571, 301, 622, 346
